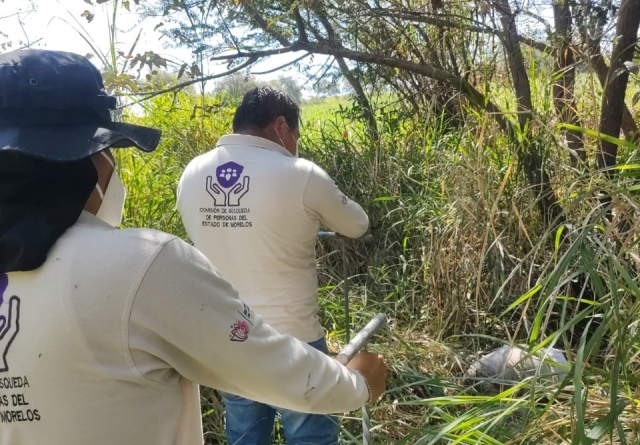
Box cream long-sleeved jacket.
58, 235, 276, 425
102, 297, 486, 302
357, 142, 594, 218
176, 134, 369, 343
0, 212, 368, 445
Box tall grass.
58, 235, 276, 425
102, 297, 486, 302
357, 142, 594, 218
116, 88, 640, 444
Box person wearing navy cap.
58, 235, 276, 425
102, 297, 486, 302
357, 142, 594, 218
0, 49, 387, 445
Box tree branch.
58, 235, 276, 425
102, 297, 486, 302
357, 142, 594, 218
293, 5, 308, 42
576, 6, 639, 141
210, 47, 295, 61
287, 40, 512, 134
519, 36, 552, 54
238, 0, 292, 47
116, 56, 260, 107
251, 52, 311, 75
492, 0, 533, 129
365, 8, 553, 54
597, 0, 640, 169
306, 2, 380, 140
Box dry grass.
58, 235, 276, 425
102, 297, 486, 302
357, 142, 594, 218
119, 91, 640, 444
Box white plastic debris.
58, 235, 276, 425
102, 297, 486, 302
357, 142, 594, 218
463, 345, 569, 395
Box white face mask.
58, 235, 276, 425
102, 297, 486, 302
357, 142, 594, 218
94, 151, 126, 227
292, 138, 299, 158
279, 124, 299, 158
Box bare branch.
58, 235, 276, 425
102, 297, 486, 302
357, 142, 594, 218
251, 52, 312, 75
0, 11, 24, 21
13, 37, 44, 51
210, 47, 295, 61
365, 7, 552, 54
368, 8, 497, 34
116, 56, 260, 107
521, 9, 553, 36
287, 40, 512, 134
292, 5, 308, 42
519, 36, 552, 53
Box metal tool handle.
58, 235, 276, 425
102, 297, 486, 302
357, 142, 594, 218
317, 230, 373, 343
335, 313, 387, 365
317, 231, 373, 241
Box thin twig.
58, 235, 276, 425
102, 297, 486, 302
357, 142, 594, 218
115, 56, 259, 107
209, 46, 295, 61
251, 52, 311, 75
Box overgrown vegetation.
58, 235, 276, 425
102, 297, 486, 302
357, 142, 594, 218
3, 0, 639, 442
113, 74, 640, 442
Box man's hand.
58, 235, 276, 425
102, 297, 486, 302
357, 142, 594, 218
206, 176, 227, 206
346, 351, 387, 404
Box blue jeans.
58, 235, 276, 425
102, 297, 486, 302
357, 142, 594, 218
219, 336, 340, 445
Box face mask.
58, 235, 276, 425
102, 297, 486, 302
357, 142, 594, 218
278, 124, 299, 158
293, 136, 300, 158
94, 151, 126, 227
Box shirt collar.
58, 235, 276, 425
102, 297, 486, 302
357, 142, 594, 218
77, 210, 114, 229
216, 134, 294, 158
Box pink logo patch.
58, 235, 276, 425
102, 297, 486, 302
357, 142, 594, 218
229, 320, 250, 342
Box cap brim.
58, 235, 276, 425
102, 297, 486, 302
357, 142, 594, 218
0, 122, 161, 162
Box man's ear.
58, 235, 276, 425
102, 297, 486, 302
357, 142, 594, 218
273, 116, 287, 134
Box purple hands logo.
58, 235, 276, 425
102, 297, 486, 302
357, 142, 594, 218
206, 161, 251, 207
0, 274, 20, 372
216, 162, 244, 189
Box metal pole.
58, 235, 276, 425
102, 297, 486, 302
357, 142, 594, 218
317, 231, 372, 344
335, 313, 387, 365
335, 313, 387, 445
341, 237, 350, 344
317, 231, 376, 444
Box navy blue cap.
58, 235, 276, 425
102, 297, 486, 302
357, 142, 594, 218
0, 49, 161, 161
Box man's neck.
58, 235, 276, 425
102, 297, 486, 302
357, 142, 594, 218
236, 128, 271, 140
234, 128, 295, 157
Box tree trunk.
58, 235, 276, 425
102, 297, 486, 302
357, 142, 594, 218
553, 0, 586, 165
335, 56, 380, 142
493, 0, 533, 128
493, 0, 563, 226
307, 5, 380, 142
597, 0, 640, 170
575, 0, 640, 145
586, 50, 639, 141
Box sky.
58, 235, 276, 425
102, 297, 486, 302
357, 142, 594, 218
0, 0, 322, 89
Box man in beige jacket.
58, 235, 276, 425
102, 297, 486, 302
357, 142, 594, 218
0, 50, 386, 445
177, 86, 371, 444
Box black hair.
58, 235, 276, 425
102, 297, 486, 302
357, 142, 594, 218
232, 86, 300, 132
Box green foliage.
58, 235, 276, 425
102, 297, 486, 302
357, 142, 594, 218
117, 92, 234, 240
115, 88, 640, 444
3, 0, 640, 442
213, 73, 303, 103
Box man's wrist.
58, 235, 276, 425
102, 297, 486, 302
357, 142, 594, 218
354, 370, 372, 405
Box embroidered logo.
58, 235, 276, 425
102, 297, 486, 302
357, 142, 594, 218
229, 320, 250, 342
216, 161, 244, 188
206, 161, 251, 207
341, 195, 348, 205
238, 303, 253, 325
0, 274, 21, 373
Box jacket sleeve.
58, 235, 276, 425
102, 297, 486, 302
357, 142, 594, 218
127, 237, 369, 414
302, 164, 369, 238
